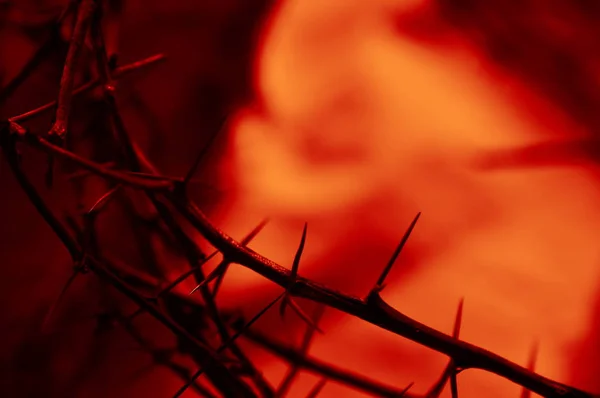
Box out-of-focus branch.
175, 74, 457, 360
167, 196, 596, 398
240, 327, 414, 398
0, 1, 75, 105
2, 116, 596, 397
2, 3, 599, 397
48, 0, 97, 140
9, 53, 166, 123
0, 130, 257, 398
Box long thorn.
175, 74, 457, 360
212, 219, 269, 297
449, 299, 464, 398
520, 341, 539, 398
156, 250, 218, 298
287, 298, 324, 334
291, 223, 307, 281
174, 292, 285, 397
280, 223, 307, 317
173, 367, 204, 398
189, 260, 226, 295
400, 382, 415, 397
87, 185, 121, 215
425, 298, 464, 398
9, 54, 166, 123
305, 378, 327, 398
300, 305, 326, 352
41, 266, 81, 332
124, 307, 146, 323
221, 292, 286, 352
374, 212, 420, 291
182, 116, 228, 187
453, 298, 464, 339
189, 220, 269, 296
276, 305, 326, 397
241, 219, 270, 246
49, 0, 97, 140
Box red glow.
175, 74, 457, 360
1, 1, 599, 397
218, 0, 600, 396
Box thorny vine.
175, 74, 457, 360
0, 1, 598, 397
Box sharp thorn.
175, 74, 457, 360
300, 305, 326, 352
399, 382, 414, 397
288, 297, 324, 334
520, 341, 539, 398
240, 218, 269, 246
125, 307, 146, 323
222, 291, 286, 352
86, 184, 121, 215
291, 222, 308, 281
173, 367, 204, 398
182, 116, 228, 187
453, 298, 464, 339
305, 378, 327, 398
374, 212, 421, 289
41, 267, 81, 332
212, 219, 269, 298
157, 250, 218, 297
189, 260, 227, 295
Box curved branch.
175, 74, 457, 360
168, 196, 597, 398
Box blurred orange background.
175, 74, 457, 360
1, 1, 600, 397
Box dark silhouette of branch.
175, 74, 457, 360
48, 0, 97, 140
168, 196, 595, 398
0, 131, 256, 398
425, 299, 463, 398
114, 313, 219, 398
520, 342, 540, 398
0, 1, 74, 105
173, 291, 285, 397
371, 212, 420, 295
305, 378, 327, 398
239, 327, 416, 398
3, 104, 597, 397
1, 3, 599, 398
275, 305, 325, 397
4, 113, 595, 396
9, 53, 166, 123
280, 222, 307, 318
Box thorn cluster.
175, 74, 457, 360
0, 2, 597, 398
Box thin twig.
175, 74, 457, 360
114, 314, 218, 398
3, 5, 598, 396
167, 197, 595, 398
0, 1, 75, 104
9, 53, 166, 123
181, 116, 227, 188
275, 305, 325, 397
305, 378, 327, 398
49, 0, 97, 139
0, 138, 256, 398
12, 127, 173, 190
189, 219, 269, 296
173, 292, 285, 398
240, 327, 418, 398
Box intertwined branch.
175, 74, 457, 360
1, 1, 598, 397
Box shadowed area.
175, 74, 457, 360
1, 0, 600, 397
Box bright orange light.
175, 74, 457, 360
214, 1, 600, 396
